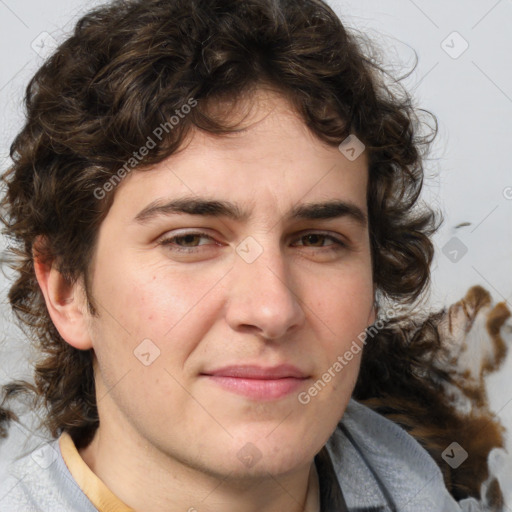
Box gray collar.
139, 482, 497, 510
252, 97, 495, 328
322, 399, 463, 512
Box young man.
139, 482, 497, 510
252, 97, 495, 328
0, 0, 482, 510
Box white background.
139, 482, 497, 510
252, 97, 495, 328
0, 0, 511, 504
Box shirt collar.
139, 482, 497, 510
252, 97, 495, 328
59, 431, 134, 512
314, 446, 349, 512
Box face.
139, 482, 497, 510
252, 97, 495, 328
82, 89, 375, 479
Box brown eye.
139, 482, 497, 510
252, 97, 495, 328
170, 234, 203, 247
302, 234, 327, 247
294, 232, 346, 250
160, 232, 217, 253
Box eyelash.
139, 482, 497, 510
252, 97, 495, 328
159, 231, 347, 253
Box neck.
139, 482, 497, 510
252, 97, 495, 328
78, 398, 319, 512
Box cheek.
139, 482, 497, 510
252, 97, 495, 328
90, 261, 224, 380
311, 268, 374, 339
92, 257, 199, 335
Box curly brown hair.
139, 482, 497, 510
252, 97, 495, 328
0, 0, 438, 451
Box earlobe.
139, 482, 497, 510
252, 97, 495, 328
33, 245, 93, 351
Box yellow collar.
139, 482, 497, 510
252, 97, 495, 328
59, 432, 134, 512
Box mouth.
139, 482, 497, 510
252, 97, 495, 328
200, 364, 310, 401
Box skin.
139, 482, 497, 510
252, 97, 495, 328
35, 88, 376, 512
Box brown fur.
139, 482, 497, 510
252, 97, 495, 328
354, 285, 510, 507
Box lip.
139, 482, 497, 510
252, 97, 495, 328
201, 364, 309, 400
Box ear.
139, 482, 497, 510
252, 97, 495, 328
33, 241, 93, 350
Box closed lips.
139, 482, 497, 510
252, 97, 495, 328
202, 364, 309, 379
201, 365, 310, 400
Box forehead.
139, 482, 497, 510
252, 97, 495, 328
106, 89, 369, 222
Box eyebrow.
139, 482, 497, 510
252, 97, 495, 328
133, 196, 367, 226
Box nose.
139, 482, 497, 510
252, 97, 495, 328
224, 240, 306, 341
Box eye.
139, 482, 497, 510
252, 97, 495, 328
158, 230, 348, 256
159, 231, 217, 253
293, 232, 347, 251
